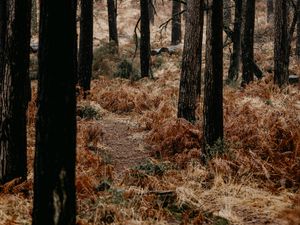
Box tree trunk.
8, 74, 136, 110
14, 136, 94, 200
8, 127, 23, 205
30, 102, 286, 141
241, 0, 255, 86
296, 1, 300, 58
32, 0, 77, 224
203, 0, 223, 160
177, 0, 204, 123
267, 0, 274, 23
31, 0, 38, 35
107, 0, 118, 45
78, 0, 93, 94
0, 0, 31, 184
224, 0, 232, 27
149, 0, 155, 25
140, 0, 150, 77
183, 0, 187, 20
171, 0, 181, 45
274, 0, 289, 87
227, 0, 243, 82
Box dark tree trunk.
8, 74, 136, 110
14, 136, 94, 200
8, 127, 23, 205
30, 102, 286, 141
107, 0, 118, 45
203, 0, 223, 160
140, 0, 150, 77
0, 0, 31, 184
267, 0, 274, 23
177, 0, 204, 123
224, 0, 232, 27
296, 1, 300, 58
227, 0, 243, 82
78, 0, 93, 94
274, 0, 289, 87
241, 0, 255, 86
32, 0, 77, 224
171, 0, 181, 45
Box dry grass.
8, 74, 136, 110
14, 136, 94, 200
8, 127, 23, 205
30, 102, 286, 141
1, 0, 300, 224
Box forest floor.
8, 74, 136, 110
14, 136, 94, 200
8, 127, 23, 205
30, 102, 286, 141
1, 0, 300, 225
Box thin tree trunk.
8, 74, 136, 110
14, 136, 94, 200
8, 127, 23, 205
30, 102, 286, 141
149, 0, 155, 25
296, 0, 300, 58
140, 0, 150, 77
171, 0, 181, 45
224, 0, 232, 27
107, 0, 118, 45
32, 0, 77, 224
177, 0, 204, 123
0, 0, 31, 184
78, 0, 93, 95
241, 0, 255, 86
274, 0, 289, 86
227, 0, 243, 82
31, 0, 38, 35
203, 0, 223, 160
267, 0, 274, 23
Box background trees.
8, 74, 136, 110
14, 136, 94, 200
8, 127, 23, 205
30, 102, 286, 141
140, 0, 151, 78
32, 0, 77, 224
0, 0, 31, 184
267, 0, 274, 23
171, 0, 182, 45
78, 0, 94, 95
241, 0, 256, 86
107, 0, 119, 46
227, 0, 243, 82
274, 0, 289, 87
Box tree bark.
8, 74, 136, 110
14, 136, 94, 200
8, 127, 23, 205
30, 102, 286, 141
224, 0, 232, 27
31, 0, 38, 35
78, 0, 93, 94
0, 0, 31, 184
296, 0, 300, 58
274, 0, 289, 87
203, 0, 223, 159
107, 0, 118, 45
171, 0, 181, 45
177, 0, 204, 123
267, 0, 274, 23
227, 0, 243, 82
149, 0, 155, 25
32, 0, 77, 224
140, 0, 150, 77
241, 0, 255, 86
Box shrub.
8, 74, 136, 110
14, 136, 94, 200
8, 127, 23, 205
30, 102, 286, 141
77, 104, 101, 120
93, 41, 119, 77
114, 58, 140, 80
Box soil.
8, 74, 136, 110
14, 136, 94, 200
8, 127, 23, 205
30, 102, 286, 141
97, 114, 150, 176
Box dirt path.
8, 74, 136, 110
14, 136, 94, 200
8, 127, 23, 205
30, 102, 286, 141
98, 116, 150, 175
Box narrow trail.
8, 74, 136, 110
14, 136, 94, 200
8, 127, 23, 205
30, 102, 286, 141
98, 115, 150, 175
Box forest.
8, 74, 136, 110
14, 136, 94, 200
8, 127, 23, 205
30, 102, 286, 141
0, 0, 300, 224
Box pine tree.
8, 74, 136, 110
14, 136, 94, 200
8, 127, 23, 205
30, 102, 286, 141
241, 0, 255, 86
227, 0, 243, 82
107, 0, 118, 45
274, 0, 289, 86
203, 0, 224, 160
140, 0, 150, 77
171, 0, 182, 45
177, 0, 204, 122
32, 0, 77, 224
0, 0, 31, 184
78, 0, 93, 95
